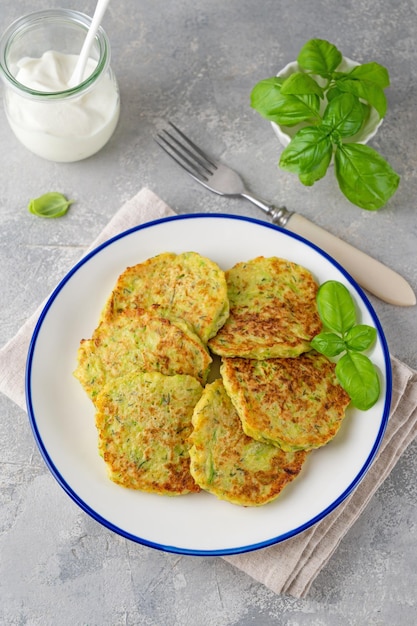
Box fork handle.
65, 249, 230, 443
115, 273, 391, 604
240, 192, 415, 305
285, 213, 416, 306
239, 192, 293, 226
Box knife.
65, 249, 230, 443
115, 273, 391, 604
247, 199, 416, 307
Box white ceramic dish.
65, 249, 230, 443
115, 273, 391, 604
26, 214, 392, 555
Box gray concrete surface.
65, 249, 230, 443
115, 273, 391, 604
0, 0, 416, 624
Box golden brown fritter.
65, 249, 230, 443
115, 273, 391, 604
189, 379, 308, 506
208, 256, 321, 358
74, 308, 211, 400
101, 251, 229, 343
74, 250, 352, 504
221, 351, 351, 452
95, 371, 203, 495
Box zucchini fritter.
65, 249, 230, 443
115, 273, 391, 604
221, 352, 351, 452
189, 379, 308, 506
74, 250, 353, 505
95, 371, 203, 495
74, 309, 211, 400
101, 251, 229, 343
208, 256, 321, 358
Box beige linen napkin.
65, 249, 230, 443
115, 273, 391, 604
1, 187, 416, 598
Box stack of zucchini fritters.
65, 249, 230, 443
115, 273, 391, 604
74, 252, 350, 507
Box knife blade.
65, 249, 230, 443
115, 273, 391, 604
265, 206, 416, 307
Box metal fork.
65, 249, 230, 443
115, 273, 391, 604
155, 122, 292, 227
154, 122, 416, 306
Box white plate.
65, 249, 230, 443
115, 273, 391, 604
26, 214, 392, 555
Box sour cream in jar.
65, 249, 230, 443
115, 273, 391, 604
0, 9, 120, 162
5, 50, 120, 162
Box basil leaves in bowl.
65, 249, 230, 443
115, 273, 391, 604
250, 39, 400, 210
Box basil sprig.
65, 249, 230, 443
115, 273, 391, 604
250, 39, 400, 210
311, 280, 380, 410
28, 192, 74, 218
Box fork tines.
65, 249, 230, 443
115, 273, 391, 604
155, 122, 217, 182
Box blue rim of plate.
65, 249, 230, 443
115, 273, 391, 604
25, 213, 392, 556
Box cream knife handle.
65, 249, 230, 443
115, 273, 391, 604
285, 213, 416, 306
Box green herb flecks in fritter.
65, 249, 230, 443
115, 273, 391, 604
208, 256, 321, 359
221, 351, 351, 452
95, 371, 203, 495
102, 251, 229, 343
189, 379, 308, 506
74, 308, 211, 400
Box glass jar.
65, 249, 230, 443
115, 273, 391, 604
0, 9, 120, 162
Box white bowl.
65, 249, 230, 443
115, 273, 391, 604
272, 57, 383, 147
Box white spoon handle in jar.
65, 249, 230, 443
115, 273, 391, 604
69, 0, 110, 87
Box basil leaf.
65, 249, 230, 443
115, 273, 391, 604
250, 77, 285, 117
250, 77, 320, 125
310, 332, 346, 356
251, 40, 396, 211
326, 86, 343, 101
297, 131, 334, 184
323, 93, 368, 138
316, 281, 356, 334
345, 324, 377, 351
279, 126, 333, 176
348, 62, 390, 89
336, 352, 380, 410
311, 279, 380, 410
269, 93, 321, 126
335, 73, 387, 119
298, 153, 331, 185
297, 39, 342, 77
28, 192, 74, 218
280, 72, 324, 97
335, 143, 400, 210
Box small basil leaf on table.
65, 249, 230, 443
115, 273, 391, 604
28, 192, 74, 218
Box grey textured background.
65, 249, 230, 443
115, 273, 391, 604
0, 1, 416, 624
